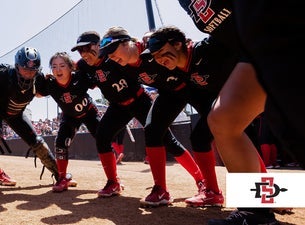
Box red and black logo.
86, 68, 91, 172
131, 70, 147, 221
250, 177, 288, 203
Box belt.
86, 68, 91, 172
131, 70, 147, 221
174, 82, 187, 91
118, 88, 144, 106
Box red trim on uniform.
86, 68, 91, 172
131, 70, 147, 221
118, 98, 135, 106
56, 75, 72, 88
178, 43, 193, 72
174, 82, 187, 91
7, 112, 18, 116
118, 88, 144, 106
136, 87, 144, 96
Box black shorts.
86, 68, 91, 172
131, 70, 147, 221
234, 0, 305, 168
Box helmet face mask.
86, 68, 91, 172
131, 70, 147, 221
16, 65, 38, 80
15, 47, 41, 91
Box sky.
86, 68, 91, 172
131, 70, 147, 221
0, 0, 206, 121
0, 0, 81, 121
0, 0, 80, 57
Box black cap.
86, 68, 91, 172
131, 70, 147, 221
99, 35, 131, 57
141, 36, 171, 55
71, 31, 100, 52
141, 27, 185, 56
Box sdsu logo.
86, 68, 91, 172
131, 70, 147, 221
250, 177, 288, 203
226, 173, 305, 207
138, 72, 157, 85
96, 69, 108, 82
190, 72, 208, 86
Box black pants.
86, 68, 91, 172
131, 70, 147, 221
55, 105, 100, 149
145, 88, 215, 154
96, 92, 186, 156
4, 112, 37, 146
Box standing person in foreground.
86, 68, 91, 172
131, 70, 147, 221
0, 47, 59, 182
36, 52, 99, 192
177, 0, 272, 224
179, 0, 303, 224
230, 0, 305, 166
99, 26, 223, 208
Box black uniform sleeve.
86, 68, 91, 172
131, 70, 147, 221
0, 64, 10, 95
35, 73, 50, 96
0, 64, 11, 79
0, 65, 11, 115
82, 70, 98, 90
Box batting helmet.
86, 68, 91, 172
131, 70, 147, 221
15, 46, 41, 70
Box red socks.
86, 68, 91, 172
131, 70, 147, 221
112, 142, 124, 155
174, 150, 204, 183
146, 146, 167, 190
56, 159, 68, 178
98, 152, 118, 181
193, 150, 220, 193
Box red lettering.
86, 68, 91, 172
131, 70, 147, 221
261, 177, 274, 203
199, 8, 215, 23
192, 0, 215, 23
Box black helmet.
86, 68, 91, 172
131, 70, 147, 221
15, 46, 41, 70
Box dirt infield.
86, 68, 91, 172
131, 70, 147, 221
1, 155, 304, 225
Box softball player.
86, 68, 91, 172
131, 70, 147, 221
178, 0, 294, 224
99, 26, 223, 208
36, 52, 99, 192
0, 47, 58, 182
72, 31, 194, 199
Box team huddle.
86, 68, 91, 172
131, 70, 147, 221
1, 1, 305, 225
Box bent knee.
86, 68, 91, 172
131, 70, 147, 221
208, 108, 240, 137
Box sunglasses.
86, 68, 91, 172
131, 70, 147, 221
100, 35, 131, 49
147, 37, 175, 53
100, 37, 122, 49
77, 44, 93, 54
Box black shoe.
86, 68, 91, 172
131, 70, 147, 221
207, 209, 279, 225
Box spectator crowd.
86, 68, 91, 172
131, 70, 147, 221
2, 117, 61, 139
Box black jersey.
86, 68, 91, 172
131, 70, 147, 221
178, 0, 239, 52
0, 64, 40, 117
175, 37, 237, 93
36, 71, 96, 118
77, 57, 144, 105
123, 42, 189, 94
